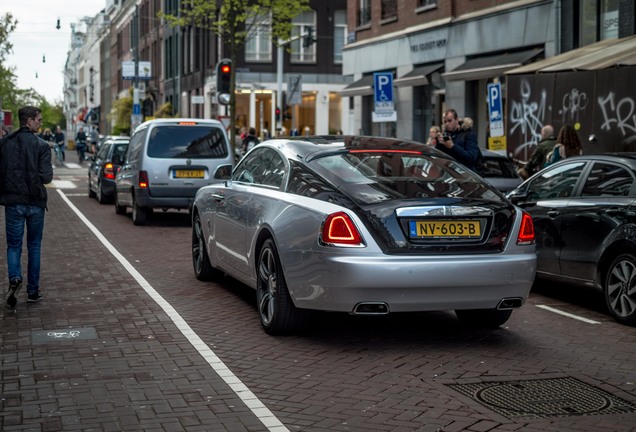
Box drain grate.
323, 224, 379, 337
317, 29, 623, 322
449, 377, 636, 420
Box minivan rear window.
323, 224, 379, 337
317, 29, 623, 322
147, 125, 229, 159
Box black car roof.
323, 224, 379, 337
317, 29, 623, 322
266, 135, 448, 162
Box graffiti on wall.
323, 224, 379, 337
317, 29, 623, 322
559, 88, 588, 124
509, 79, 547, 159
507, 69, 636, 156
598, 91, 636, 144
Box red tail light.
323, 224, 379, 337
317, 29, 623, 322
139, 171, 149, 189
321, 212, 364, 247
517, 211, 535, 245
103, 163, 115, 179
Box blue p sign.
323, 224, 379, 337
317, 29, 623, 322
374, 72, 394, 105
488, 82, 502, 122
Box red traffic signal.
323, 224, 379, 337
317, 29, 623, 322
221, 64, 230, 74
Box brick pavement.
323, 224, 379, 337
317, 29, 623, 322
1, 150, 636, 432
0, 151, 271, 431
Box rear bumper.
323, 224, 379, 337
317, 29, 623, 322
134, 188, 195, 209
282, 252, 536, 313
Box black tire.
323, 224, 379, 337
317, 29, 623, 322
256, 238, 309, 335
192, 213, 221, 281
88, 180, 96, 199
604, 253, 636, 326
96, 181, 108, 204
455, 308, 512, 328
114, 191, 126, 215
132, 197, 148, 226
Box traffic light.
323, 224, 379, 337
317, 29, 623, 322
216, 59, 231, 105
275, 106, 281, 123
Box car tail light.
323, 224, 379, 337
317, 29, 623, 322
517, 211, 535, 245
139, 171, 149, 189
321, 212, 364, 247
104, 163, 115, 179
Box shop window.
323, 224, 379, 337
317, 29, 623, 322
578, 0, 618, 47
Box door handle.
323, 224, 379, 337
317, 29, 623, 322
547, 210, 560, 218
603, 208, 622, 216
211, 193, 225, 201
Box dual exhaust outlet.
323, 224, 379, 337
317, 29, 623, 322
351, 297, 523, 315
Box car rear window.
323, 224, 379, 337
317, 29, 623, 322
482, 156, 518, 179
147, 125, 228, 159
309, 151, 503, 204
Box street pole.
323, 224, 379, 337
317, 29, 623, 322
277, 43, 283, 133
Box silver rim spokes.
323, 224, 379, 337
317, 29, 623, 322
193, 220, 204, 273
607, 258, 636, 318
258, 247, 277, 326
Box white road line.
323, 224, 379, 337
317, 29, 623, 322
536, 304, 602, 324
57, 189, 289, 432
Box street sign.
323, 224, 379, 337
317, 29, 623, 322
373, 72, 394, 113
287, 75, 302, 106
488, 82, 504, 137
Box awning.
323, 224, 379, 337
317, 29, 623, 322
506, 34, 636, 74
442, 48, 544, 81
394, 63, 444, 87
340, 75, 374, 97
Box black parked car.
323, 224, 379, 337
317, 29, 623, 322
507, 153, 636, 326
480, 149, 523, 192
88, 137, 130, 204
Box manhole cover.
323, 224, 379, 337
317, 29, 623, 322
449, 377, 636, 420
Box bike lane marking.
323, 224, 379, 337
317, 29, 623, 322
536, 304, 601, 324
57, 189, 289, 432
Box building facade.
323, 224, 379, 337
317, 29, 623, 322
343, 0, 634, 151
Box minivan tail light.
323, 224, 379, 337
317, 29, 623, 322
104, 163, 115, 179
321, 212, 364, 247
517, 211, 535, 245
139, 171, 149, 189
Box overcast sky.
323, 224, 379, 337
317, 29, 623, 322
5, 2, 105, 103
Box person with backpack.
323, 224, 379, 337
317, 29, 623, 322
545, 124, 583, 167
241, 127, 260, 156
435, 109, 480, 173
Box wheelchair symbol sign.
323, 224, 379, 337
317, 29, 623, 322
374, 72, 394, 113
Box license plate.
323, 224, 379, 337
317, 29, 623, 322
409, 220, 481, 238
175, 169, 204, 178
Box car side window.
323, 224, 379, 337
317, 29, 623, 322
260, 152, 286, 189
126, 128, 147, 165
526, 162, 585, 201
97, 144, 110, 159
233, 148, 275, 185
581, 162, 634, 197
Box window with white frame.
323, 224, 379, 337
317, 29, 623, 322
358, 0, 371, 26
291, 10, 316, 63
245, 13, 272, 62
334, 10, 346, 64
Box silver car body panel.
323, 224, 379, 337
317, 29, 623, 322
196, 179, 536, 313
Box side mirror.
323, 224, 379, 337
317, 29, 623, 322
505, 189, 528, 205
214, 164, 233, 180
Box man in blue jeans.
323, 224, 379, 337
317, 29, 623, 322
0, 106, 53, 308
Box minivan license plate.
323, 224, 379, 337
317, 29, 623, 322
409, 220, 481, 238
175, 170, 204, 178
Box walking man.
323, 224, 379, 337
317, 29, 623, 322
0, 106, 53, 308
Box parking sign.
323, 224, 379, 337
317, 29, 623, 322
488, 82, 504, 137
373, 72, 394, 114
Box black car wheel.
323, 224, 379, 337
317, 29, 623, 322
256, 238, 308, 335
114, 190, 126, 215
604, 253, 636, 326
192, 213, 221, 281
132, 196, 148, 226
88, 178, 96, 199
96, 180, 108, 204
455, 308, 512, 328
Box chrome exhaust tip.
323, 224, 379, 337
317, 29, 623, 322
352, 302, 390, 315
497, 297, 523, 310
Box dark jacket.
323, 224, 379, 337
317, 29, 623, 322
0, 127, 53, 208
526, 136, 556, 174
435, 128, 480, 171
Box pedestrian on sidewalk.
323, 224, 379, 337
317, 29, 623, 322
435, 109, 480, 172
0, 106, 53, 308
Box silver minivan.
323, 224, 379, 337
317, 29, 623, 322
114, 118, 234, 225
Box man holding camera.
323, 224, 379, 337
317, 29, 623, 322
435, 108, 480, 172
